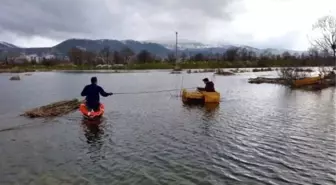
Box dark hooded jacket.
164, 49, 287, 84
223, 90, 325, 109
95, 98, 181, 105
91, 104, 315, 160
197, 81, 215, 92
81, 84, 110, 109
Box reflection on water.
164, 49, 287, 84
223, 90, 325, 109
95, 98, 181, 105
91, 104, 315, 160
204, 103, 220, 116
81, 118, 105, 144
183, 103, 220, 137
183, 103, 220, 118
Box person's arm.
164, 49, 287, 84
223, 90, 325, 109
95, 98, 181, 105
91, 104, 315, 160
204, 83, 211, 91
81, 86, 88, 96
197, 87, 205, 91
99, 86, 112, 97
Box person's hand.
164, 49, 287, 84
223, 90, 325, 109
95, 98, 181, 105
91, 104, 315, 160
108, 93, 113, 96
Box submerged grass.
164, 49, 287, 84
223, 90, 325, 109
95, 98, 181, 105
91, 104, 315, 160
22, 99, 81, 118
1, 62, 333, 73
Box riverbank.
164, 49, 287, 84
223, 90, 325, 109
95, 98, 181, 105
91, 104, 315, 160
1, 62, 334, 73
0, 62, 326, 76
0, 63, 173, 73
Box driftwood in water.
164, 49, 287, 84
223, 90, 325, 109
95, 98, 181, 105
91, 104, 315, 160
230, 68, 250, 73
22, 99, 81, 118
187, 69, 216, 73
248, 77, 286, 84
252, 68, 273, 72
215, 69, 235, 76
9, 75, 21, 80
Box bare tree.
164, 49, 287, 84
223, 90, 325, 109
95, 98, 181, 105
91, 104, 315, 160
318, 66, 333, 78
120, 47, 134, 64
311, 15, 336, 67
282, 51, 292, 60
166, 52, 176, 63
99, 46, 111, 64
84, 51, 96, 66
137, 50, 152, 63
238, 47, 248, 61
308, 47, 319, 60
68, 47, 84, 65
193, 53, 205, 62
112, 51, 123, 64
225, 47, 239, 61
278, 67, 309, 86
260, 50, 272, 61
247, 50, 257, 61
180, 52, 187, 62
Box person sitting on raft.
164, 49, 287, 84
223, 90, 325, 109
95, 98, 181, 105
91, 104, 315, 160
197, 78, 215, 92
81, 77, 113, 111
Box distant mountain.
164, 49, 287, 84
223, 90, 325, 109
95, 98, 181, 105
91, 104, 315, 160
53, 39, 125, 54
121, 40, 170, 56
0, 38, 304, 59
51, 39, 170, 57
154, 40, 304, 56
0, 42, 18, 49
155, 40, 218, 50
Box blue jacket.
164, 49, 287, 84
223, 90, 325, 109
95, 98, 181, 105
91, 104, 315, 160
81, 84, 110, 106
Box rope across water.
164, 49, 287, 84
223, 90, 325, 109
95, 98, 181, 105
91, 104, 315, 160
112, 87, 197, 95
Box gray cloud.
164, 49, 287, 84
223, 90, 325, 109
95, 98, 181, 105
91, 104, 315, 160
243, 31, 304, 50
1, 0, 124, 39
0, 0, 242, 45
1, 0, 309, 50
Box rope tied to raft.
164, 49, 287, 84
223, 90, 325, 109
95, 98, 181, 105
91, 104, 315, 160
112, 87, 197, 95
18, 87, 198, 120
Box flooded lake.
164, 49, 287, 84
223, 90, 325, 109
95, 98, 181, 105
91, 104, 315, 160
0, 71, 335, 185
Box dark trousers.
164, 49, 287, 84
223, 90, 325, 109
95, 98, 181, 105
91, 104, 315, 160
197, 87, 205, 91
197, 87, 215, 92
86, 102, 99, 111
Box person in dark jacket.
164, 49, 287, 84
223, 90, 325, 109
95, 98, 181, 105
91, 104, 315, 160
81, 77, 113, 111
197, 78, 215, 92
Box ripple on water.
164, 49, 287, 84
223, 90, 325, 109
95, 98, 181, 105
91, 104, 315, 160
0, 72, 335, 185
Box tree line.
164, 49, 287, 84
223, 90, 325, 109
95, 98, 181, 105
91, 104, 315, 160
68, 46, 161, 66
66, 15, 335, 68
66, 45, 335, 68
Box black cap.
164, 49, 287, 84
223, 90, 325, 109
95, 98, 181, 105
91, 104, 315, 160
91, 76, 97, 84
203, 78, 209, 82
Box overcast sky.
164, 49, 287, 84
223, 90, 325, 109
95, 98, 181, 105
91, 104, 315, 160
0, 0, 335, 50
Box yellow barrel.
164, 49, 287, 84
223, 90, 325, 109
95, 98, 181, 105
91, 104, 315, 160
293, 76, 321, 87
181, 89, 220, 104
201, 91, 221, 103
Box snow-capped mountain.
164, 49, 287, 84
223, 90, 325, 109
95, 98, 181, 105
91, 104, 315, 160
152, 39, 305, 55
162, 42, 215, 50
0, 38, 305, 58
0, 42, 18, 49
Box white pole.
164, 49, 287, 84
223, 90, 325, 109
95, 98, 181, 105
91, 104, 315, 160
175, 31, 178, 64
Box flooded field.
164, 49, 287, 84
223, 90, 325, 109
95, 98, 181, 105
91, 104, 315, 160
0, 71, 335, 185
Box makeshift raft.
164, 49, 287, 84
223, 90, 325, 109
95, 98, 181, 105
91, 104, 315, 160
79, 103, 105, 120
181, 89, 220, 104
292, 76, 321, 87
22, 99, 81, 118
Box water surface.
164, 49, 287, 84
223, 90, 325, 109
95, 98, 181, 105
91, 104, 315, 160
0, 71, 335, 185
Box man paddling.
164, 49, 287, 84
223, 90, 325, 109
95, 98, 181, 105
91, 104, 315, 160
197, 78, 215, 92
81, 77, 113, 111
